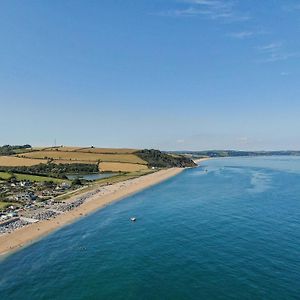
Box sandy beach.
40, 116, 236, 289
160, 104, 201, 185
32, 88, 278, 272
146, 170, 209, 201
0, 168, 184, 257
193, 158, 210, 164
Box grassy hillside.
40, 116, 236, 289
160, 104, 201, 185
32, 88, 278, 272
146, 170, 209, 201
0, 172, 66, 183
18, 151, 146, 164
0, 145, 196, 174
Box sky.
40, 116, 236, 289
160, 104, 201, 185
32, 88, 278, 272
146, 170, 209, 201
1, 0, 300, 151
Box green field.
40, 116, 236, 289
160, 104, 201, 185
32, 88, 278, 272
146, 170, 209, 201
0, 172, 67, 183
0, 172, 12, 180
0, 201, 18, 210
55, 169, 155, 201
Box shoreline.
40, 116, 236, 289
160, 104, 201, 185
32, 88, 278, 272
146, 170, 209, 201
0, 168, 184, 257
193, 158, 210, 164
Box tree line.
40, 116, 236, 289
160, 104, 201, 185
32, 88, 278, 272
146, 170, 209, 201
0, 144, 32, 156
0, 162, 99, 179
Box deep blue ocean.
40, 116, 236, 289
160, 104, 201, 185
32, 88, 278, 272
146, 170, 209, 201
1, 157, 300, 299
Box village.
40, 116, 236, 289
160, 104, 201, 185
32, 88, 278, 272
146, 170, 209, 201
0, 177, 85, 235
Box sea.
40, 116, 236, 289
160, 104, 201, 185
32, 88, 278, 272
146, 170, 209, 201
0, 156, 300, 299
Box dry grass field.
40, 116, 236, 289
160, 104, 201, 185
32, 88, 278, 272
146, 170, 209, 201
41, 146, 84, 152
19, 151, 147, 164
0, 146, 149, 173
31, 147, 48, 151
99, 162, 149, 172
53, 159, 93, 165
77, 148, 137, 154
33, 146, 138, 154
0, 156, 46, 166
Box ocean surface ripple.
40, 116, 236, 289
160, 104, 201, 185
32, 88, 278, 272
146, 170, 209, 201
1, 157, 300, 299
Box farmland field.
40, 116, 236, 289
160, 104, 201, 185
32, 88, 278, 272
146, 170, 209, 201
53, 159, 96, 165
32, 147, 137, 154
19, 151, 147, 164
0, 156, 46, 167
0, 147, 152, 173
0, 172, 12, 180
13, 174, 66, 183
0, 201, 18, 210
39, 146, 84, 152
99, 162, 149, 172
0, 172, 66, 183
77, 148, 137, 154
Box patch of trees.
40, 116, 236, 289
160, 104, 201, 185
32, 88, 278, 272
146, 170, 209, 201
72, 178, 83, 186
0, 144, 32, 156
136, 149, 197, 168
0, 163, 99, 179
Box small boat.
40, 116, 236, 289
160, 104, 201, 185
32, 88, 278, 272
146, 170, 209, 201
130, 217, 136, 222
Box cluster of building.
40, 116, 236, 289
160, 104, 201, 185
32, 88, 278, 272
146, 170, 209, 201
0, 176, 114, 236
0, 178, 81, 234
1, 180, 71, 205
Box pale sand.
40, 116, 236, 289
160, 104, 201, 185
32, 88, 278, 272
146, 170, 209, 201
193, 158, 210, 164
0, 168, 184, 257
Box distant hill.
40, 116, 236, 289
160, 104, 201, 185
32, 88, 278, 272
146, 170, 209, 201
173, 150, 300, 158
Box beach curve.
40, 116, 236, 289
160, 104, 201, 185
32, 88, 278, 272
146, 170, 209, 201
0, 168, 184, 257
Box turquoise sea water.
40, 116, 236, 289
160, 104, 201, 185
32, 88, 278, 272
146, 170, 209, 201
1, 157, 300, 299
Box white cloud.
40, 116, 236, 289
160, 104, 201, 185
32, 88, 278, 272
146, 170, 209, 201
256, 42, 299, 63
155, 1, 298, 65
228, 29, 268, 39
184, 0, 221, 5
257, 42, 282, 51
156, 0, 250, 22
228, 31, 254, 39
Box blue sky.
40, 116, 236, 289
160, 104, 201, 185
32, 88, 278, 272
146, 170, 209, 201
1, 0, 300, 150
